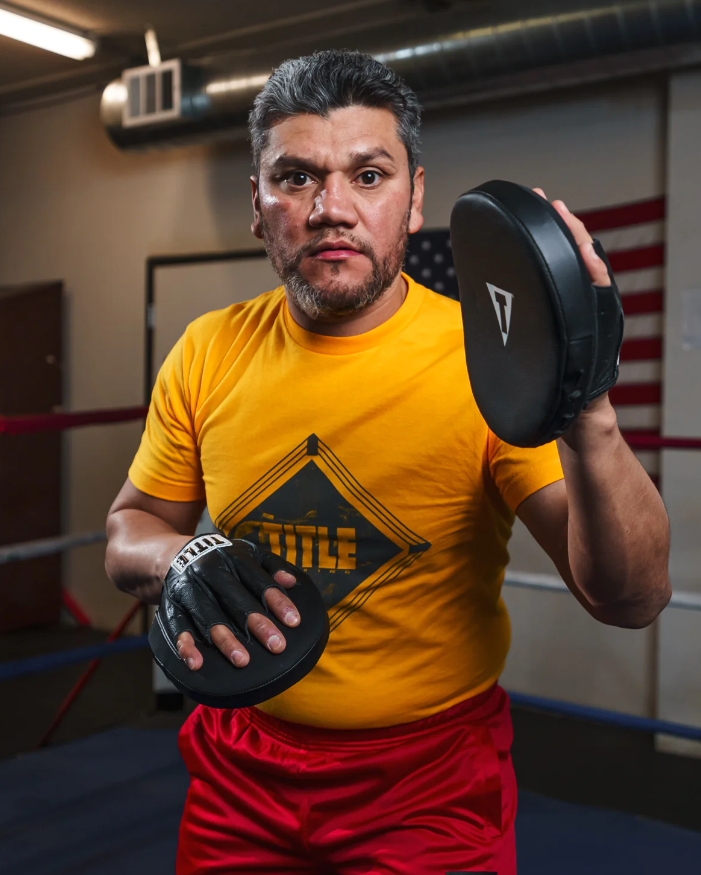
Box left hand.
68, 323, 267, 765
533, 188, 610, 288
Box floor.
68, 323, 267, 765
2, 624, 701, 872
1, 726, 700, 875
4, 623, 700, 832
0, 624, 154, 758
510, 705, 701, 832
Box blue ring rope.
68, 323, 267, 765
0, 636, 149, 681
508, 691, 701, 741
1, 638, 700, 742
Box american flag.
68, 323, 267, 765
405, 196, 665, 484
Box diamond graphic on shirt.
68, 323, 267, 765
215, 435, 431, 632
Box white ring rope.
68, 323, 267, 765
0, 531, 698, 612
504, 570, 701, 612
0, 530, 106, 565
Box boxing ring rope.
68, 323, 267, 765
0, 406, 147, 435
0, 634, 148, 682
503, 570, 701, 612
0, 531, 106, 566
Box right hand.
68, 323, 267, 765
159, 535, 302, 672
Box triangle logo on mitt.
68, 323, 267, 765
487, 283, 514, 346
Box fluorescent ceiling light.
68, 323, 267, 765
0, 4, 96, 60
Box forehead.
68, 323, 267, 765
260, 105, 407, 169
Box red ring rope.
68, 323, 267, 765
0, 406, 148, 435
2, 405, 701, 451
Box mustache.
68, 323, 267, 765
292, 233, 374, 269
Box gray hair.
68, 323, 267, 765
249, 50, 422, 179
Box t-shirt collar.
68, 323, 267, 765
282, 272, 425, 355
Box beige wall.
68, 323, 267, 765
0, 78, 670, 717
0, 94, 260, 628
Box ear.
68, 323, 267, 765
250, 175, 264, 239
408, 166, 425, 235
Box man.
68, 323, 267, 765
106, 50, 670, 874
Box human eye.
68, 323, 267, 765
355, 169, 383, 187
284, 171, 315, 187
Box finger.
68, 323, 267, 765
581, 240, 611, 287
263, 586, 301, 627
533, 187, 547, 199
176, 631, 204, 671
273, 569, 297, 588
245, 611, 287, 653
259, 550, 299, 589
172, 575, 236, 645
225, 554, 296, 607
551, 199, 592, 247
209, 624, 251, 667
550, 199, 610, 285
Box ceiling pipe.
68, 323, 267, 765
100, 0, 701, 151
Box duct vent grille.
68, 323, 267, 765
123, 59, 181, 127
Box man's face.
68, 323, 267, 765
251, 105, 424, 320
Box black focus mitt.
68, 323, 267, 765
149, 534, 329, 708
450, 179, 624, 447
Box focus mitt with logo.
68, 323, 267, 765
450, 179, 623, 447
149, 534, 329, 708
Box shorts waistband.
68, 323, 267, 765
243, 684, 505, 748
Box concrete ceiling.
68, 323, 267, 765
0, 0, 460, 109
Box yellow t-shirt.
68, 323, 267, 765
130, 273, 563, 729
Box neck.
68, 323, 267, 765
284, 272, 408, 337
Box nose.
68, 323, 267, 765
308, 174, 358, 228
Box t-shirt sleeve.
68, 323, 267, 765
128, 332, 205, 502
488, 431, 564, 512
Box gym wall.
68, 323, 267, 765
0, 75, 676, 720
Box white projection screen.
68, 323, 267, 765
150, 252, 280, 385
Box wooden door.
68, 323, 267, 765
0, 282, 63, 631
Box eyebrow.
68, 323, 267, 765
349, 148, 396, 165
268, 147, 397, 174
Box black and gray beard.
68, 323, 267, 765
260, 213, 410, 320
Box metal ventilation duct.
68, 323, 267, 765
101, 0, 701, 150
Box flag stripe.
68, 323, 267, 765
621, 290, 664, 315
623, 313, 662, 339
617, 267, 664, 294
607, 244, 665, 273
576, 197, 665, 232
616, 406, 661, 430
618, 361, 661, 383
609, 383, 661, 406
596, 220, 665, 252
620, 337, 662, 361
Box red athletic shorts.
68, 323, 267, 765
176, 683, 517, 875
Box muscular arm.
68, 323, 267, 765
105, 478, 205, 605
516, 396, 671, 629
